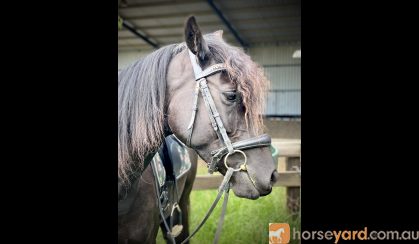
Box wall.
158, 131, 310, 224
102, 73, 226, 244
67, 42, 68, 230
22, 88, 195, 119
248, 44, 301, 116
118, 51, 151, 70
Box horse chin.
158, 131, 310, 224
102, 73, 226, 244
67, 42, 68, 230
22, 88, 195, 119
230, 172, 261, 200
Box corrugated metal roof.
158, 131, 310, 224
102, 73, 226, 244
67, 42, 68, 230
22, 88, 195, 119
118, 0, 301, 52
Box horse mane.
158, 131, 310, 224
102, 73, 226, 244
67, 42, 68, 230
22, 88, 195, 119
118, 34, 268, 185
118, 44, 182, 184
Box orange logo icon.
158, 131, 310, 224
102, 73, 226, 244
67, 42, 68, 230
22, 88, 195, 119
269, 223, 290, 244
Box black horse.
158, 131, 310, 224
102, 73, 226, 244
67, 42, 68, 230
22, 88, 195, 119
118, 16, 278, 243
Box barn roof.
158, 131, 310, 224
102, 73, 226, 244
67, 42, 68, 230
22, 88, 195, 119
118, 0, 301, 52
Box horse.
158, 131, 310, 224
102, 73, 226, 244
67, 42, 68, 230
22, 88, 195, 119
118, 135, 198, 244
118, 16, 280, 243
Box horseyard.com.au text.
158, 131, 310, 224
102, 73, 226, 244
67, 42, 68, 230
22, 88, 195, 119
269, 223, 419, 243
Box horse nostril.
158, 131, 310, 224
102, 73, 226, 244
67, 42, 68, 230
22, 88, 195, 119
270, 170, 279, 185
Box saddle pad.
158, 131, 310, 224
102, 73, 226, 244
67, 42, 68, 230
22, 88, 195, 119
152, 135, 192, 187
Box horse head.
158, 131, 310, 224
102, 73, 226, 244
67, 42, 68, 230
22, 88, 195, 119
166, 16, 279, 199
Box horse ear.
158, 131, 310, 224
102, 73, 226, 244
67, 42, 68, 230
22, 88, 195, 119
184, 16, 209, 61
213, 30, 223, 38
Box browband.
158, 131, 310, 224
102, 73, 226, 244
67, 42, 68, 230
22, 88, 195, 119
195, 63, 227, 81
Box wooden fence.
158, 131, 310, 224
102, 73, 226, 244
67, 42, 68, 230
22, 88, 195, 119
192, 139, 301, 214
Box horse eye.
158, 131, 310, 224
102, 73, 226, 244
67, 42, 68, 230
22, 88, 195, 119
224, 91, 237, 101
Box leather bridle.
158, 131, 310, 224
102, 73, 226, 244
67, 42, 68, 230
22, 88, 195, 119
185, 49, 272, 174
171, 50, 272, 244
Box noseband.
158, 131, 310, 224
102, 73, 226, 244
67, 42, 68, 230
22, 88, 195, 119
186, 50, 271, 174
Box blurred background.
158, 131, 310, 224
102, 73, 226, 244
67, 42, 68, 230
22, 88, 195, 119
118, 0, 301, 243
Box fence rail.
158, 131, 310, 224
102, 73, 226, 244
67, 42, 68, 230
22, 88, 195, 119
193, 171, 300, 191
193, 140, 301, 214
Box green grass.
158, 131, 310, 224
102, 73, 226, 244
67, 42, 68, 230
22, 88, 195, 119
157, 187, 300, 244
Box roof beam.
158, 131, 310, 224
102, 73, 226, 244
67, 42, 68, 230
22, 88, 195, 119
122, 19, 159, 49
120, 10, 213, 20
119, 0, 204, 8
129, 16, 299, 29
118, 44, 154, 51
207, 0, 247, 47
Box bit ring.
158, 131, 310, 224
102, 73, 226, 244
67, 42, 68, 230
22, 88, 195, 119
224, 149, 247, 172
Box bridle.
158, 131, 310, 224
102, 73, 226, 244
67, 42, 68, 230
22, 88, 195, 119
159, 50, 272, 244
185, 49, 272, 174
